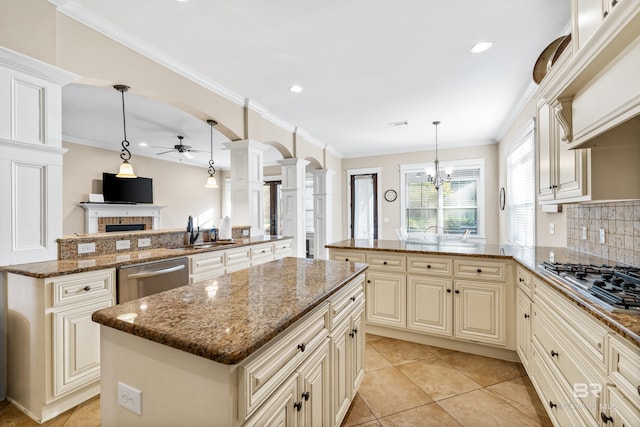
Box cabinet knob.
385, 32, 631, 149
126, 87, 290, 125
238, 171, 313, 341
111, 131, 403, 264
383, 261, 388, 265
297, 343, 306, 353
426, 265, 431, 269
294, 401, 302, 412
477, 269, 482, 273
601, 412, 613, 423
603, 10, 608, 17
550, 350, 559, 358
350, 296, 356, 302
446, 289, 452, 293
367, 280, 371, 284
454, 290, 460, 294
518, 277, 524, 282
345, 258, 349, 261
524, 314, 530, 319
302, 391, 310, 401
612, 0, 618, 6
349, 328, 358, 338
549, 401, 557, 409
83, 286, 91, 292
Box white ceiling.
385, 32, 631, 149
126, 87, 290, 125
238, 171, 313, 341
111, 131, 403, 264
60, 0, 571, 168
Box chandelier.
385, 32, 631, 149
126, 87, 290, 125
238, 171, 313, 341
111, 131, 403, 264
426, 121, 451, 190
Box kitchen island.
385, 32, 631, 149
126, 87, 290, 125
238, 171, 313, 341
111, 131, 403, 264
92, 257, 368, 427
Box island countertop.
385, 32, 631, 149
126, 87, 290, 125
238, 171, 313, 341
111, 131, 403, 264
92, 257, 368, 365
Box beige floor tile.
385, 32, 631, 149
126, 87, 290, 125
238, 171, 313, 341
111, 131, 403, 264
437, 389, 543, 427
438, 352, 524, 387
358, 366, 432, 418
397, 359, 483, 401
368, 338, 437, 366
355, 421, 381, 427
63, 395, 101, 427
487, 377, 553, 426
378, 403, 462, 427
366, 343, 393, 371
341, 394, 376, 427
366, 333, 385, 342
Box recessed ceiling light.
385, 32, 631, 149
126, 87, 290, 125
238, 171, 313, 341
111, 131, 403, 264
289, 85, 304, 93
470, 41, 493, 53
139, 142, 148, 147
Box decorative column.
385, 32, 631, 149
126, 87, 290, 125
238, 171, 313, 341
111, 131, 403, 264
311, 169, 334, 260
278, 158, 309, 258
224, 140, 269, 236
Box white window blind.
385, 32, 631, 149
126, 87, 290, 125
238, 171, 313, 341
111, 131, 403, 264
507, 125, 535, 246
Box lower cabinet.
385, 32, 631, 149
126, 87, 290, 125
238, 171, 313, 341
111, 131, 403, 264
407, 275, 452, 336
603, 386, 640, 427
365, 271, 406, 329
515, 288, 532, 370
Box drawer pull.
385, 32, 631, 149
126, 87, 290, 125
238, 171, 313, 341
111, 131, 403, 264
603, 10, 608, 18
549, 401, 557, 409
446, 289, 452, 293
550, 350, 559, 358
345, 258, 349, 261
294, 401, 302, 412
302, 391, 310, 401
477, 269, 482, 273
518, 277, 524, 282
601, 412, 613, 423
612, 0, 618, 6
349, 328, 358, 338
350, 296, 356, 302
637, 385, 640, 396
83, 286, 91, 292
454, 290, 460, 294
427, 265, 431, 269
297, 343, 306, 353
383, 261, 388, 265
524, 314, 530, 319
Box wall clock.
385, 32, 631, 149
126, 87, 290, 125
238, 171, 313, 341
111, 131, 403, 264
499, 187, 506, 211
384, 189, 397, 202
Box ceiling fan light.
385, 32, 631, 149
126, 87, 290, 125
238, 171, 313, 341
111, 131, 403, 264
116, 160, 137, 178
205, 175, 218, 188
184, 151, 194, 160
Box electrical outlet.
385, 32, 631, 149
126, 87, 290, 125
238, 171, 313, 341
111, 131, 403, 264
118, 382, 142, 415
582, 227, 588, 240
599, 228, 606, 244
77, 242, 95, 254
138, 238, 151, 248
116, 240, 131, 250
242, 229, 249, 237
549, 223, 555, 235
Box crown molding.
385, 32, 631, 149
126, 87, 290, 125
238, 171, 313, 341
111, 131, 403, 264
0, 46, 78, 84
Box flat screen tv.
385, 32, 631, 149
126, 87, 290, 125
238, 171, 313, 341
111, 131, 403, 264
102, 173, 153, 204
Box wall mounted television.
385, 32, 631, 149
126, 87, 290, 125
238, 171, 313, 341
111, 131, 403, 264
102, 173, 153, 204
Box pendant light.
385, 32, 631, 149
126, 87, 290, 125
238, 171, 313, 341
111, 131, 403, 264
426, 121, 452, 191
114, 85, 137, 178
205, 119, 219, 188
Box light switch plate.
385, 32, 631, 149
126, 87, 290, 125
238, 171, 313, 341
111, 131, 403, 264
78, 242, 95, 254
582, 227, 588, 240
549, 223, 555, 235
116, 240, 131, 250
599, 229, 606, 244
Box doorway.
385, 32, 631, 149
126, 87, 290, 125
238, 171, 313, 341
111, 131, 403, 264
350, 173, 378, 239
263, 181, 282, 236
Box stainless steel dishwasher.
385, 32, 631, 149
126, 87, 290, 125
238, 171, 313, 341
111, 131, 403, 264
117, 257, 189, 303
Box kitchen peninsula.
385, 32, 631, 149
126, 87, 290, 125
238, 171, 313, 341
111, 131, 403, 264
92, 257, 368, 427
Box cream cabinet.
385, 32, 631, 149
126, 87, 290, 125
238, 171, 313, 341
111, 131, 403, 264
515, 288, 532, 370
6, 268, 116, 423
602, 386, 640, 427
453, 280, 506, 346
250, 242, 276, 265
407, 275, 453, 337
189, 250, 225, 283
365, 271, 406, 329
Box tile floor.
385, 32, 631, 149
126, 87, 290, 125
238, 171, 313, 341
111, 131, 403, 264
0, 335, 551, 427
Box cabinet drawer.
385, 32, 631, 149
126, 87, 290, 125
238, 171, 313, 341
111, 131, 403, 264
454, 259, 506, 281
328, 275, 365, 329
407, 255, 452, 276
251, 243, 274, 262
366, 253, 406, 272
609, 334, 640, 409
330, 250, 365, 263
50, 269, 115, 307
273, 240, 292, 259
225, 247, 251, 267
238, 303, 329, 421
189, 251, 224, 275
516, 266, 533, 297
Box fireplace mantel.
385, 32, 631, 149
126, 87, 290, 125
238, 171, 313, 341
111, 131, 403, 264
79, 203, 165, 233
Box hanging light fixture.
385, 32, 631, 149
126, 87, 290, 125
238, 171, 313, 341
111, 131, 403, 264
426, 120, 452, 190
113, 85, 137, 178
205, 119, 219, 188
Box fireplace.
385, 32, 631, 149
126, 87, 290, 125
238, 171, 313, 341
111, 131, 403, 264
105, 223, 146, 232
79, 203, 164, 233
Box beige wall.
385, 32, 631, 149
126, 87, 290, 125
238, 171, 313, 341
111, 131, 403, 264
341, 144, 499, 244
63, 142, 222, 235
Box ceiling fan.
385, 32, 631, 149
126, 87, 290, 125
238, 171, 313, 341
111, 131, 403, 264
154, 135, 207, 160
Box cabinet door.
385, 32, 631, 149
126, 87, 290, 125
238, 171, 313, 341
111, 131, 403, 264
350, 303, 366, 396
516, 289, 532, 369
407, 275, 453, 337
330, 318, 351, 427
554, 110, 589, 201
365, 272, 406, 328
244, 374, 299, 427
453, 280, 506, 346
297, 340, 330, 427
607, 386, 640, 427
537, 102, 555, 202
53, 299, 113, 397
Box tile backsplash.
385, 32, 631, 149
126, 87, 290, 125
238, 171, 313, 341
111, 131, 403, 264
566, 200, 640, 266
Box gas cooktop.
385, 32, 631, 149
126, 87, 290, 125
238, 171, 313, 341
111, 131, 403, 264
538, 261, 640, 315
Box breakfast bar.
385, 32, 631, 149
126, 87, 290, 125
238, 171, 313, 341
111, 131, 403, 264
92, 257, 368, 427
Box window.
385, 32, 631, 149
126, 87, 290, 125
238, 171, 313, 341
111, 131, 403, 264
401, 159, 484, 239
507, 122, 535, 246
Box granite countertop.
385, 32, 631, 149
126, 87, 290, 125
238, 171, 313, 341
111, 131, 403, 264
327, 239, 640, 348
92, 258, 368, 365
3, 235, 292, 278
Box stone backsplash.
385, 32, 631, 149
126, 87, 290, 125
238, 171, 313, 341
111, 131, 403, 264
566, 200, 640, 266
58, 226, 251, 259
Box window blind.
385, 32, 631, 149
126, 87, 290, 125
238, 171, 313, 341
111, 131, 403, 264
507, 128, 535, 246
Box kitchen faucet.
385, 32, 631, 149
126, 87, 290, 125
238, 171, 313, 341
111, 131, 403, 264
187, 215, 199, 245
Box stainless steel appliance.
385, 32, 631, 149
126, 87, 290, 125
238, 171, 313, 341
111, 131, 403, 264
117, 257, 189, 303
538, 261, 640, 315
